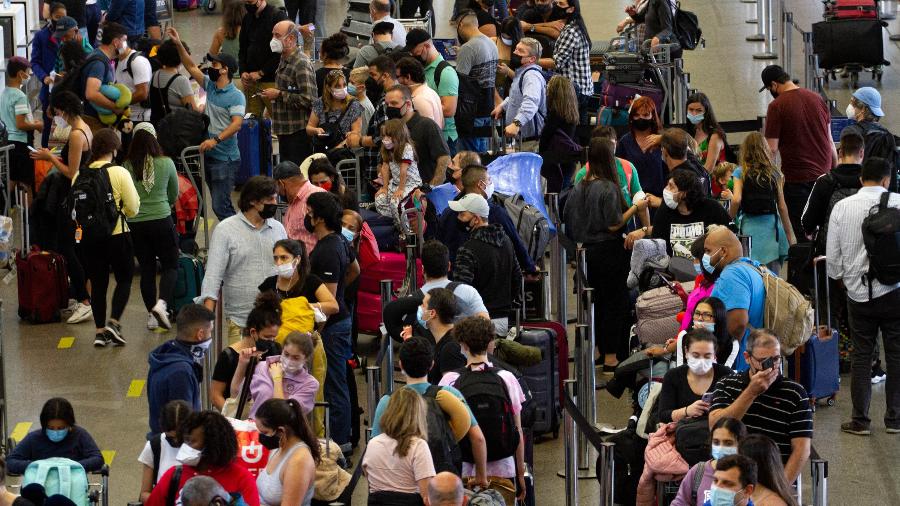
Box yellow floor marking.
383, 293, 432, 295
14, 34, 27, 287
58, 337, 75, 349
10, 422, 31, 442
126, 379, 145, 398
102, 450, 116, 466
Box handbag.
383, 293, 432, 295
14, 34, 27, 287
674, 416, 711, 466
221, 355, 257, 420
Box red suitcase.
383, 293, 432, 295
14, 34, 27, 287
15, 188, 69, 324
358, 252, 423, 294
829, 0, 877, 19
356, 291, 383, 335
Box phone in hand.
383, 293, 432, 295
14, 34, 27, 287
701, 392, 714, 404
760, 357, 776, 371
27, 145, 38, 152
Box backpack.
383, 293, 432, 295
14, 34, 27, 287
0, 117, 8, 146
691, 461, 707, 504
453, 365, 520, 462
671, 1, 703, 50
674, 417, 711, 467
422, 385, 463, 475
493, 192, 551, 264
150, 435, 163, 486
157, 107, 211, 159
52, 54, 107, 102
816, 175, 859, 251
122, 49, 159, 108
488, 355, 537, 430
149, 72, 180, 126
861, 192, 900, 293
69, 163, 122, 244
22, 457, 90, 506
748, 261, 814, 355
373, 42, 395, 57
434, 60, 491, 136
414, 281, 460, 301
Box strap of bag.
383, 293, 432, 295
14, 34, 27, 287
34, 460, 53, 488
691, 460, 706, 503
58, 463, 72, 498
235, 356, 258, 419
434, 60, 450, 90
166, 465, 183, 506
156, 74, 179, 116
151, 436, 162, 486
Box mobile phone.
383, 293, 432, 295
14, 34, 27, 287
760, 357, 775, 371
701, 392, 714, 404
27, 145, 38, 152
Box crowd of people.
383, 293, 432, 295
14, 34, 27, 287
3, 0, 900, 504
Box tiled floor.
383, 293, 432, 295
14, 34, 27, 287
5, 1, 900, 505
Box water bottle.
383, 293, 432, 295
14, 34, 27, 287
2, 0, 10, 10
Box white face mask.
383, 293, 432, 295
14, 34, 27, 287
54, 115, 67, 128
663, 189, 679, 209
274, 261, 295, 279
189, 339, 212, 364
500, 36, 513, 46
845, 103, 857, 120
687, 356, 714, 375
270, 37, 284, 53
332, 87, 348, 100
175, 444, 202, 466
694, 321, 715, 333
281, 356, 303, 375
382, 137, 394, 150
117, 39, 128, 56
484, 181, 495, 200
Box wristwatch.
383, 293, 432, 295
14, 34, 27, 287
512, 119, 522, 128
529, 24, 536, 33
213, 136, 223, 143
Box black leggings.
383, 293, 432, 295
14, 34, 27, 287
585, 238, 631, 361
285, 0, 316, 24
130, 217, 180, 311
78, 233, 135, 329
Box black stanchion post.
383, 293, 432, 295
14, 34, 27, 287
379, 280, 394, 397
563, 379, 578, 505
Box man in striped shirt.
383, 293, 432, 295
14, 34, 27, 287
709, 329, 812, 484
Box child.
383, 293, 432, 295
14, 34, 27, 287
375, 119, 422, 231
711, 162, 735, 201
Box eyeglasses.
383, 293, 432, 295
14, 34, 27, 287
751, 355, 781, 365
693, 310, 714, 319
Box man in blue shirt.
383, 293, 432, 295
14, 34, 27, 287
30, 3, 68, 147
79, 22, 126, 132
491, 37, 546, 153
106, 0, 144, 41
169, 26, 245, 221
707, 226, 765, 371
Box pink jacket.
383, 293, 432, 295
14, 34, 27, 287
637, 423, 689, 506
679, 276, 715, 332
248, 355, 319, 418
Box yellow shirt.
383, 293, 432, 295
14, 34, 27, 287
75, 161, 141, 235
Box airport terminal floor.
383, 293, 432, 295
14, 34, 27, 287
6, 0, 900, 504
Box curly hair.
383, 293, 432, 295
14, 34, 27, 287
452, 316, 495, 355
180, 410, 238, 469
245, 291, 283, 335
739, 132, 780, 189
320, 33, 349, 62
669, 168, 704, 211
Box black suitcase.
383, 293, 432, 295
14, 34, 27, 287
812, 18, 888, 69
516, 327, 560, 438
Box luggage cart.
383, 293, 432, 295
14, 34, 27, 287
8, 463, 110, 506
397, 11, 434, 36
0, 145, 12, 216
179, 146, 211, 261
335, 154, 362, 203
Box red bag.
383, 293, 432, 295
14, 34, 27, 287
358, 252, 423, 294
356, 291, 383, 335
175, 174, 199, 235
16, 246, 69, 323
229, 418, 270, 477
831, 0, 877, 18
357, 222, 381, 271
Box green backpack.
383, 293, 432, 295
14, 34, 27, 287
22, 457, 90, 506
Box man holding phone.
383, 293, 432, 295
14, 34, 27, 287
708, 329, 813, 485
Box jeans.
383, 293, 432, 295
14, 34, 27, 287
204, 156, 238, 220
457, 117, 490, 153
314, 0, 328, 37
783, 181, 815, 239
85, 3, 102, 49
846, 288, 900, 428
78, 233, 135, 329
130, 217, 180, 311
322, 316, 353, 445
278, 130, 313, 165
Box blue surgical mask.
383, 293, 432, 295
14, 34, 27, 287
702, 252, 718, 274
46, 428, 68, 443
711, 444, 738, 460
347, 83, 358, 95
341, 227, 355, 242
687, 112, 705, 125
693, 262, 702, 275
708, 486, 739, 506
416, 306, 430, 328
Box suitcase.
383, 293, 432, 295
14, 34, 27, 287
828, 0, 877, 19
601, 51, 646, 85
361, 208, 399, 252
356, 290, 383, 335
174, 0, 199, 10
515, 326, 560, 438
173, 253, 204, 314
358, 252, 423, 294
635, 281, 694, 345
15, 189, 69, 324
788, 256, 840, 407
599, 80, 665, 115
236, 116, 273, 185
812, 18, 887, 69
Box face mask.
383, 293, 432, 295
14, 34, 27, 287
509, 54, 523, 70
260, 203, 278, 219
416, 306, 432, 328
46, 428, 68, 443
386, 105, 404, 120
632, 118, 653, 131
694, 321, 715, 333
500, 36, 514, 46
274, 261, 295, 279
258, 431, 281, 450
176, 444, 203, 466
687, 356, 714, 375
49, 21, 57, 32
281, 357, 303, 375
270, 37, 284, 53
54, 115, 67, 128
244, 0, 258, 14
318, 180, 333, 192
708, 486, 739, 506
206, 67, 222, 82
456, 218, 472, 233
347, 84, 358, 95
662, 189, 678, 209
845, 103, 856, 119
383, 137, 395, 150
117, 39, 128, 56
341, 227, 355, 242
702, 249, 721, 275
687, 113, 705, 125
303, 214, 316, 233
711, 444, 738, 461
484, 181, 495, 200
185, 338, 212, 364
693, 262, 702, 275
332, 88, 348, 100
457, 31, 468, 45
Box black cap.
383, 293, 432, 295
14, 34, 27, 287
759, 65, 789, 92
207, 52, 239, 75
273, 160, 301, 180
403, 28, 432, 52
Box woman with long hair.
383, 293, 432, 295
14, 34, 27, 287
539, 75, 581, 193
209, 0, 244, 78
307, 69, 363, 153
307, 157, 357, 212
249, 331, 320, 418
564, 138, 646, 370
363, 387, 435, 505
616, 95, 667, 202
671, 417, 747, 506
731, 132, 795, 273
255, 398, 321, 506
739, 434, 798, 506
686, 92, 727, 173
545, 0, 592, 118
658, 329, 732, 424
124, 123, 179, 331
314, 33, 351, 96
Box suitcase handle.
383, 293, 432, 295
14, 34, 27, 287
812, 256, 832, 338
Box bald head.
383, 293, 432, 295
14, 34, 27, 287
272, 20, 299, 52
428, 472, 464, 506
704, 226, 742, 267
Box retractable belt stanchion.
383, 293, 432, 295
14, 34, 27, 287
811, 458, 828, 506
204, 284, 225, 410
547, 193, 567, 326
753, 0, 779, 59
599, 442, 615, 505
379, 279, 394, 397
563, 379, 578, 506
365, 365, 380, 442
747, 0, 765, 39
782, 8, 793, 75
576, 248, 597, 477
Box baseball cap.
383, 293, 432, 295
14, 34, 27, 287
449, 193, 490, 219
273, 161, 301, 180
403, 28, 432, 53
759, 65, 789, 92
207, 52, 238, 75
852, 87, 884, 117
53, 16, 78, 39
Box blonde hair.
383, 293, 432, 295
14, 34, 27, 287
323, 70, 351, 111
739, 132, 780, 186
547, 75, 579, 126
380, 119, 416, 165
712, 162, 737, 182
380, 387, 427, 458
349, 67, 369, 86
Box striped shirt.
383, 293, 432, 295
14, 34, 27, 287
826, 186, 900, 302
710, 372, 813, 462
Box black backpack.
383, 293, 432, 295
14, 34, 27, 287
422, 385, 463, 475
674, 417, 711, 467
488, 355, 536, 430
861, 192, 900, 293
816, 175, 859, 251
69, 162, 122, 244
122, 50, 159, 108
52, 53, 107, 102
149, 72, 180, 126
671, 1, 703, 50
157, 107, 211, 159
434, 61, 491, 136
453, 365, 520, 462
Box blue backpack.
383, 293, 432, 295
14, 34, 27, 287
22, 458, 90, 506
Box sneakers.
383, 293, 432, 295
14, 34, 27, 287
147, 313, 159, 331
67, 302, 93, 324
872, 363, 887, 384
886, 426, 900, 434
151, 300, 172, 330
93, 333, 109, 347
103, 320, 127, 346
840, 421, 872, 436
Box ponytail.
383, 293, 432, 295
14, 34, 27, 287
256, 398, 321, 464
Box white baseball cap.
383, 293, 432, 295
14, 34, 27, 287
448, 193, 490, 219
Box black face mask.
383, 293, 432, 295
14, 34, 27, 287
259, 203, 278, 219
632, 118, 653, 131
258, 431, 280, 450
386, 105, 404, 120
244, 1, 258, 14
456, 218, 472, 233
206, 67, 222, 82
509, 54, 524, 70
303, 214, 316, 233
49, 20, 57, 32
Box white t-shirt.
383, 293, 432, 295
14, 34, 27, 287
363, 435, 435, 494
115, 51, 153, 121
137, 433, 180, 483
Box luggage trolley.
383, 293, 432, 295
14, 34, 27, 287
6, 462, 110, 506
396, 11, 434, 37
814, 3, 889, 88
335, 154, 362, 203
179, 146, 211, 260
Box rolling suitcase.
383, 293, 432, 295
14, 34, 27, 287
515, 326, 560, 438
173, 253, 204, 314
635, 280, 694, 345
789, 256, 840, 407
361, 208, 399, 252
358, 252, 423, 294
356, 291, 383, 335
812, 18, 887, 69
236, 116, 273, 185
15, 189, 69, 324
828, 0, 877, 19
